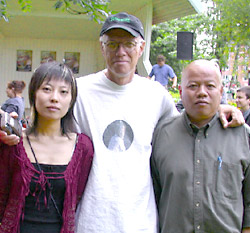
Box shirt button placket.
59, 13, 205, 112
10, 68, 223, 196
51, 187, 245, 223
194, 135, 203, 232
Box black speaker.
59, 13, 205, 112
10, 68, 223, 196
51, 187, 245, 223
177, 32, 193, 60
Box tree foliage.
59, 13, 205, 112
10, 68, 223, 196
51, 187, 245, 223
0, 0, 111, 23
205, 0, 250, 68
150, 13, 213, 81
149, 0, 250, 83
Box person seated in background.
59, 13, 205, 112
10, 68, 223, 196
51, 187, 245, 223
151, 60, 250, 233
1, 80, 26, 122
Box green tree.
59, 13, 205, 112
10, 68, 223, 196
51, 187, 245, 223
150, 0, 250, 84
0, 0, 111, 23
205, 0, 250, 68
150, 13, 214, 83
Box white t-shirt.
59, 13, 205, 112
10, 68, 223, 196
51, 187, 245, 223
74, 70, 178, 233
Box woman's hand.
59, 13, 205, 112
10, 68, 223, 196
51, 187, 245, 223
0, 130, 20, 146
219, 104, 244, 128
9, 112, 19, 119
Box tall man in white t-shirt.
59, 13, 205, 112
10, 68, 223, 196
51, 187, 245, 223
74, 12, 179, 233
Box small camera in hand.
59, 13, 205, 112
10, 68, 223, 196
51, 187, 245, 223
0, 110, 22, 137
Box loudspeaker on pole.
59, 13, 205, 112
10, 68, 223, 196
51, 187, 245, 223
177, 32, 193, 60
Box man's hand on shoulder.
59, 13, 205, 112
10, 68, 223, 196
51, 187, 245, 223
219, 104, 244, 128
171, 84, 177, 89
0, 130, 20, 146
9, 112, 19, 119
242, 227, 250, 233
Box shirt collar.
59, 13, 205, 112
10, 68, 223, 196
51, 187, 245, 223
183, 111, 219, 138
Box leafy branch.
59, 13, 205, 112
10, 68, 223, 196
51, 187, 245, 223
53, 0, 112, 23
1, 0, 112, 23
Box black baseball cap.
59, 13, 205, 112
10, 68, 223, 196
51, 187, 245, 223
100, 12, 144, 39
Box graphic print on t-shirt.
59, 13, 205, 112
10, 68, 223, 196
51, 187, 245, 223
103, 120, 134, 152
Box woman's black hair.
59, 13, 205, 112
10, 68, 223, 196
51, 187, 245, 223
26, 61, 78, 136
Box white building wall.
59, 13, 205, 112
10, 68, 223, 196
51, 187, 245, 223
133, 3, 153, 77
0, 37, 103, 109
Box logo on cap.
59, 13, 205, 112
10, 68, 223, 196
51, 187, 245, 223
100, 12, 145, 39
110, 17, 130, 23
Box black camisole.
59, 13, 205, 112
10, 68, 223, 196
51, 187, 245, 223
20, 163, 67, 233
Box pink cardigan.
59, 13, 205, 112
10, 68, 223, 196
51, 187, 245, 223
0, 133, 94, 233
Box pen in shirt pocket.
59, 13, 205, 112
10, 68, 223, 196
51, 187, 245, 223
218, 156, 222, 170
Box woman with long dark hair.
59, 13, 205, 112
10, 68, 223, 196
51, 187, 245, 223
0, 61, 94, 232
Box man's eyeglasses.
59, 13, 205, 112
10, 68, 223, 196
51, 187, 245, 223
103, 41, 139, 52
